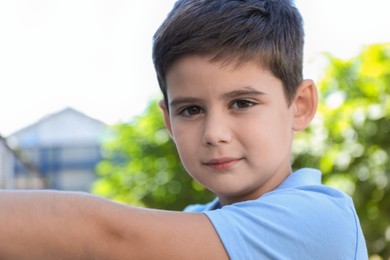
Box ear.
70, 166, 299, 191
158, 99, 173, 138
292, 79, 318, 131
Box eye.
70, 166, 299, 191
230, 99, 256, 109
178, 105, 203, 117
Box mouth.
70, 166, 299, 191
203, 157, 242, 170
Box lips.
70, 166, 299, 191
203, 157, 242, 170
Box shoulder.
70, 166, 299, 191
204, 184, 366, 259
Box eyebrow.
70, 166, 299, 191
222, 87, 266, 99
169, 97, 203, 110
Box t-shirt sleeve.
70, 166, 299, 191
203, 187, 365, 260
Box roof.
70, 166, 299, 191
9, 107, 108, 147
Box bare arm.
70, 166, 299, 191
0, 190, 228, 259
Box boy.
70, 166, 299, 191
0, 0, 367, 259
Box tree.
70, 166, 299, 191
92, 99, 214, 210
293, 43, 390, 258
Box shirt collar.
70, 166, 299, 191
211, 168, 322, 209
275, 168, 322, 191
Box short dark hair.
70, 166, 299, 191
153, 0, 304, 107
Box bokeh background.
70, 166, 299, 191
1, 0, 389, 258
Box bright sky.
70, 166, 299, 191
1, 0, 389, 136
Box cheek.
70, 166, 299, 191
243, 113, 292, 148
267, 117, 294, 157
171, 126, 197, 160
172, 139, 198, 177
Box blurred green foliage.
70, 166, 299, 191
92, 99, 214, 210
93, 43, 390, 258
293, 43, 390, 258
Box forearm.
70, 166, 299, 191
0, 190, 113, 259
0, 190, 227, 259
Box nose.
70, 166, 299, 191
202, 112, 232, 146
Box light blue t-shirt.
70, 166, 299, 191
184, 168, 368, 260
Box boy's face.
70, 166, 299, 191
161, 55, 313, 205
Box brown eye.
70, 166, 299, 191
231, 100, 255, 109
179, 106, 203, 117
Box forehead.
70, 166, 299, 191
166, 54, 266, 83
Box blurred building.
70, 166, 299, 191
0, 107, 108, 191
0, 137, 15, 189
